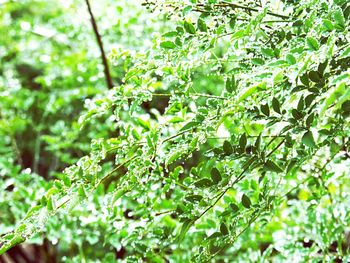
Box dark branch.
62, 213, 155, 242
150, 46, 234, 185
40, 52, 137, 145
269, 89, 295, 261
85, 0, 113, 89
197, 1, 290, 20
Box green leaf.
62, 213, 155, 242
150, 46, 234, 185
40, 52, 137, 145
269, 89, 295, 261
23, 205, 43, 220
242, 156, 255, 170
226, 76, 236, 93
252, 58, 265, 65
137, 117, 151, 130
166, 151, 182, 166
61, 174, 72, 187
254, 133, 262, 152
263, 160, 284, 173
223, 140, 233, 155
286, 54, 296, 65
162, 31, 178, 37
300, 73, 310, 86
180, 121, 199, 132
333, 9, 345, 29
210, 168, 222, 183
292, 109, 303, 120
238, 83, 261, 102
308, 71, 321, 83
261, 48, 275, 57
229, 17, 236, 28
184, 21, 196, 34
0, 235, 25, 255
176, 218, 194, 242
306, 37, 319, 51
231, 29, 246, 39
305, 113, 314, 127
78, 185, 86, 198
239, 133, 247, 149
322, 19, 334, 31
302, 130, 316, 148
47, 197, 54, 211
194, 178, 213, 188
339, 47, 350, 59
241, 194, 251, 208
220, 223, 229, 235
272, 97, 281, 114
260, 103, 270, 116
197, 19, 207, 32
160, 41, 176, 49
297, 96, 304, 111
230, 203, 239, 213
286, 159, 298, 175
185, 194, 203, 203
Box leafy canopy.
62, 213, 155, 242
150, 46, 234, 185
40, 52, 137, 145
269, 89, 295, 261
1, 0, 350, 262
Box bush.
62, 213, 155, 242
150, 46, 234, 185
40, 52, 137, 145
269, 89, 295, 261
1, 0, 350, 262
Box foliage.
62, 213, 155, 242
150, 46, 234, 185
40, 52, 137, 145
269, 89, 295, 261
1, 0, 350, 262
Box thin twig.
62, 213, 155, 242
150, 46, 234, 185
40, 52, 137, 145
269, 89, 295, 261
85, 0, 113, 89
197, 1, 290, 19
152, 93, 227, 100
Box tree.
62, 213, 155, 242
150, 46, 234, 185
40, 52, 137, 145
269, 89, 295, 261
1, 0, 350, 262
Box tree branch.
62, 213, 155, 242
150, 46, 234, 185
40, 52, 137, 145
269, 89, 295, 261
85, 0, 113, 89
196, 1, 290, 20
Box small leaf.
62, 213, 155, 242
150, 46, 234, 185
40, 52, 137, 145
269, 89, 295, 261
160, 41, 176, 49
261, 48, 275, 57
308, 71, 321, 83
317, 60, 328, 76
226, 76, 236, 93
41, 196, 47, 206
223, 140, 233, 155
297, 96, 304, 111
286, 159, 297, 174
286, 54, 296, 65
302, 130, 316, 148
197, 18, 207, 32
322, 19, 334, 31
210, 168, 222, 183
260, 103, 270, 116
185, 194, 203, 202
305, 94, 316, 108
339, 47, 350, 59
166, 151, 182, 166
333, 9, 345, 29
184, 21, 196, 34
254, 133, 262, 152
78, 185, 86, 198
300, 73, 309, 86
241, 194, 251, 208
180, 121, 199, 132
208, 232, 222, 239
220, 223, 229, 235
230, 203, 239, 213
176, 218, 193, 242
305, 113, 314, 127
306, 37, 319, 51
194, 178, 213, 188
231, 29, 245, 39
252, 58, 265, 65
162, 31, 178, 37
272, 97, 281, 114
239, 133, 247, 149
61, 174, 72, 187
242, 156, 255, 170
292, 109, 303, 120
263, 160, 284, 173
47, 197, 54, 211
229, 17, 236, 28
